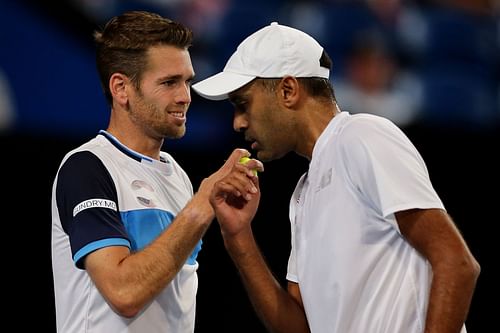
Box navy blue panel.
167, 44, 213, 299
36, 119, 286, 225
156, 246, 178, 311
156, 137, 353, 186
56, 151, 128, 268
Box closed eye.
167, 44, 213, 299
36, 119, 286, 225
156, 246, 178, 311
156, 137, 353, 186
230, 97, 248, 112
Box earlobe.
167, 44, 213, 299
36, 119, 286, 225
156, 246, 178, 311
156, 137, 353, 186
109, 73, 129, 106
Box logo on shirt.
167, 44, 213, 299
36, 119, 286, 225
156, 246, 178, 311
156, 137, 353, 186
73, 199, 117, 217
131, 179, 157, 208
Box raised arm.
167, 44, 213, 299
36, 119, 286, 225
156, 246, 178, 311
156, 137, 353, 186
84, 148, 250, 317
210, 159, 310, 333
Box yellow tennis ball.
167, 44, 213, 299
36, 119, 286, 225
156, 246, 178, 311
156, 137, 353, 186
239, 156, 258, 176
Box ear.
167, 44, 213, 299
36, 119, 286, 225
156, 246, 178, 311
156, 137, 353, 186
279, 76, 300, 108
109, 73, 130, 107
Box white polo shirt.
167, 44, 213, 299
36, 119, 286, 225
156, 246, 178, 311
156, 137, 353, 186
287, 112, 466, 332
52, 131, 200, 333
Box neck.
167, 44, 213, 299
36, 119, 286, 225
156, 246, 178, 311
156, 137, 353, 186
107, 109, 164, 160
295, 101, 339, 160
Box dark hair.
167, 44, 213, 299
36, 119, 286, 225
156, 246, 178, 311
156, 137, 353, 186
259, 50, 336, 102
94, 11, 193, 105
298, 50, 335, 101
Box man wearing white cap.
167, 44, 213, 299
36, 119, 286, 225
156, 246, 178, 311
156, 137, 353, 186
192, 22, 480, 333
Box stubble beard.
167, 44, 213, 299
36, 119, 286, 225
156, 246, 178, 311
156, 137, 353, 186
131, 93, 186, 140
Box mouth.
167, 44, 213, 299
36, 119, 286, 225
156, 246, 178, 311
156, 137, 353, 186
168, 111, 187, 126
244, 132, 257, 149
247, 137, 259, 151
168, 111, 186, 120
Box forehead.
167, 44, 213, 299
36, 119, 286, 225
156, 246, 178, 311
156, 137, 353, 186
144, 45, 193, 76
229, 79, 260, 102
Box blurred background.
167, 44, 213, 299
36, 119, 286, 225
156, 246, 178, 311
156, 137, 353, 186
1, 0, 498, 331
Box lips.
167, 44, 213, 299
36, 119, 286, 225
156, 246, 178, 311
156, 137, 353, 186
168, 111, 185, 119
243, 133, 256, 150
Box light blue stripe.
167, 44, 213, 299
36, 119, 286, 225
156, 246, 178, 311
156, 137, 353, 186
121, 209, 201, 265
74, 238, 130, 264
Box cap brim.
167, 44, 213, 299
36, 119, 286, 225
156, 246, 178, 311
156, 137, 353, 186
192, 71, 256, 101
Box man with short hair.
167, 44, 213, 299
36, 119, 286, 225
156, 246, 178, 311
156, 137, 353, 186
51, 11, 260, 333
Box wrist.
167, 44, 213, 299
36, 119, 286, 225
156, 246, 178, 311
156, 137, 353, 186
223, 228, 255, 253
183, 195, 215, 227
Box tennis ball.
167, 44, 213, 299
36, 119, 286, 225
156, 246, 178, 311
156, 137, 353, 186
239, 156, 258, 176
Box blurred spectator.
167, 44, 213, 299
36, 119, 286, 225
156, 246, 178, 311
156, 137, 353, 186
433, 0, 497, 16
365, 0, 402, 26
178, 0, 229, 39
333, 31, 422, 126
2, 0, 498, 136
0, 68, 15, 132
287, 1, 328, 42
414, 2, 499, 127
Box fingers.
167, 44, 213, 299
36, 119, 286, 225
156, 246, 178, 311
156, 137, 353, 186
223, 148, 266, 174
218, 149, 264, 191
223, 164, 258, 200
212, 180, 248, 209
212, 164, 259, 204
239, 157, 264, 176
224, 148, 251, 167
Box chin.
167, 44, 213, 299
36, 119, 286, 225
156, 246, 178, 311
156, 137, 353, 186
256, 150, 274, 162
258, 148, 289, 162
164, 127, 186, 139
172, 131, 186, 139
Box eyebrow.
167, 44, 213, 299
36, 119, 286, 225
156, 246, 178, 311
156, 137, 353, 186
156, 74, 194, 83
229, 94, 246, 104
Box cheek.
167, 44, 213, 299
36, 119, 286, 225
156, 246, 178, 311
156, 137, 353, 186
262, 108, 282, 129
133, 97, 163, 122
257, 117, 280, 144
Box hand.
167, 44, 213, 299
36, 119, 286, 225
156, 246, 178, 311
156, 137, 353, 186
210, 156, 263, 238
187, 149, 253, 220
197, 148, 248, 193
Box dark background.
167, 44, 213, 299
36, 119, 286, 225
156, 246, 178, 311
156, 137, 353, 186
1, 0, 498, 332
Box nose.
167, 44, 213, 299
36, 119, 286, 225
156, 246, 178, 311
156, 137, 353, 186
233, 112, 248, 133
176, 83, 191, 104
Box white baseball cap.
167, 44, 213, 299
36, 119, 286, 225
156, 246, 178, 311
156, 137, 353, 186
192, 22, 329, 101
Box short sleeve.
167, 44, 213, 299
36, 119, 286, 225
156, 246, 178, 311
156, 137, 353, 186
55, 151, 130, 268
339, 116, 444, 219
